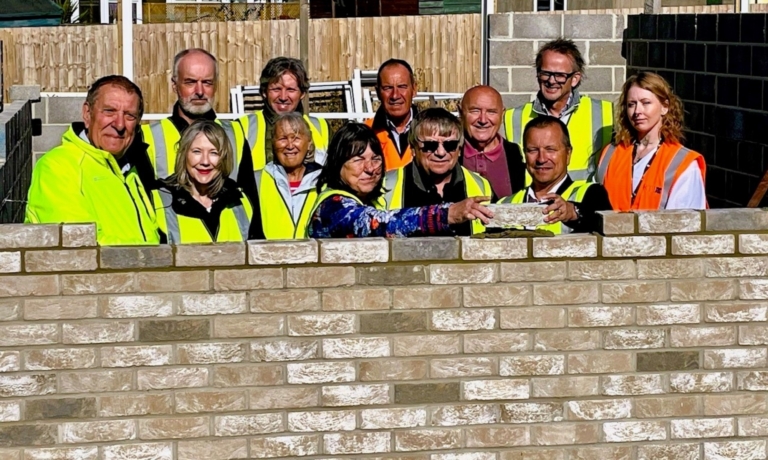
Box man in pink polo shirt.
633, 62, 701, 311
459, 85, 526, 198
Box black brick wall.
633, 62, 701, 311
624, 13, 768, 208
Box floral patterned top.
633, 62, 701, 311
308, 194, 453, 238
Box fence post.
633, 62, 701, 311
300, 0, 309, 115
644, 0, 661, 14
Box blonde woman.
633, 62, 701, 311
596, 71, 707, 211
154, 120, 253, 243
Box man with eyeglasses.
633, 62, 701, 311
503, 38, 614, 182
378, 108, 494, 236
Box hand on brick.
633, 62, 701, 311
541, 193, 577, 224
448, 196, 494, 225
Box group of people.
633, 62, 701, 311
23, 38, 707, 245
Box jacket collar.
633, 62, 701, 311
165, 177, 243, 212
264, 161, 322, 194
169, 102, 217, 133
66, 122, 125, 175
371, 105, 417, 131
532, 88, 581, 117
409, 160, 464, 193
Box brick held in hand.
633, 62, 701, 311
485, 203, 546, 228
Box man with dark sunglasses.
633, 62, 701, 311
503, 38, 614, 183
378, 108, 494, 236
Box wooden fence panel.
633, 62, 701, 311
1, 14, 480, 113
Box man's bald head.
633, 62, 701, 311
460, 85, 505, 149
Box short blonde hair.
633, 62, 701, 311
170, 119, 234, 197
271, 112, 315, 164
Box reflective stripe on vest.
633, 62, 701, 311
149, 122, 171, 179
155, 188, 250, 244
596, 144, 617, 184
254, 169, 316, 239
219, 121, 239, 180
157, 189, 182, 244
232, 203, 251, 241
379, 168, 402, 210
659, 146, 692, 209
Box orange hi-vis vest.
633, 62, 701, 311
364, 118, 413, 171
596, 141, 706, 211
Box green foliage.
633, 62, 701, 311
51, 0, 88, 24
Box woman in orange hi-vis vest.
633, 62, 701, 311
595, 71, 707, 211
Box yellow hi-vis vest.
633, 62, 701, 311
141, 118, 242, 180
152, 188, 253, 244
253, 169, 319, 239
236, 110, 330, 171
496, 179, 592, 234
379, 166, 492, 235
504, 96, 613, 183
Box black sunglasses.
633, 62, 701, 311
537, 70, 578, 84
418, 139, 460, 153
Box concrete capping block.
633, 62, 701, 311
391, 237, 459, 262
636, 211, 702, 234
248, 240, 318, 265
175, 243, 246, 267
62, 224, 97, 248
0, 224, 59, 249
99, 246, 174, 270
460, 237, 529, 261
320, 239, 389, 264
9, 85, 41, 103
705, 209, 768, 231
598, 212, 636, 235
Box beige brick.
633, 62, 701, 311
213, 268, 283, 291
322, 288, 390, 311
323, 337, 390, 359
602, 236, 666, 257
393, 334, 460, 356
567, 399, 632, 421
635, 396, 700, 418
394, 428, 462, 452
740, 325, 768, 345
0, 324, 58, 346
0, 224, 58, 248
738, 417, 768, 436
463, 285, 529, 307
251, 339, 319, 362
358, 265, 428, 286
501, 355, 564, 376
99, 247, 172, 269
499, 449, 565, 460
0, 300, 20, 321
139, 319, 209, 342
637, 258, 705, 279
433, 452, 496, 460
461, 237, 528, 260
704, 440, 767, 460
431, 357, 495, 378
136, 270, 209, 292
58, 370, 132, 393
323, 432, 390, 455
137, 367, 209, 390
637, 443, 700, 460
61, 224, 96, 248
177, 343, 246, 364
395, 382, 460, 404
175, 243, 245, 267
177, 439, 247, 460
61, 273, 133, 295
393, 286, 462, 309
359, 359, 428, 381
25, 249, 97, 272
603, 374, 664, 396
286, 362, 355, 384
62, 321, 134, 344
0, 401, 20, 422
361, 408, 427, 429
0, 351, 19, 372
741, 279, 768, 299
740, 233, 768, 254
251, 289, 320, 313
430, 263, 497, 284
23, 447, 99, 460
99, 394, 173, 417
705, 257, 768, 278
568, 306, 633, 327
567, 352, 633, 374
103, 295, 173, 318
671, 326, 736, 347
602, 281, 668, 303
432, 404, 499, 426
670, 372, 733, 393
535, 330, 599, 351
320, 238, 389, 263
463, 379, 530, 401
321, 383, 390, 406
532, 376, 599, 398
288, 410, 355, 432
288, 313, 356, 336
568, 260, 635, 280
287, 266, 355, 288
24, 348, 96, 370
0, 425, 55, 448
604, 329, 665, 349
533, 283, 598, 305
637, 303, 701, 325
179, 293, 246, 315
464, 332, 531, 353
637, 210, 702, 233
465, 426, 530, 448
213, 364, 284, 387
0, 275, 59, 297
215, 413, 282, 436
598, 211, 636, 235
570, 446, 633, 460
250, 434, 319, 458
603, 421, 667, 442
248, 240, 318, 265
500, 307, 565, 330
671, 417, 734, 439
139, 416, 210, 439
0, 252, 20, 273
672, 234, 735, 255
501, 261, 566, 282
61, 420, 135, 443
529, 423, 600, 446
672, 280, 736, 301
214, 315, 284, 338
500, 402, 563, 424
705, 349, 768, 369
706, 303, 768, 323
101, 345, 173, 368
431, 309, 495, 331
704, 394, 767, 416
250, 387, 319, 410
532, 235, 597, 258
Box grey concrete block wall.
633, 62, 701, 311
25, 95, 85, 162
488, 13, 627, 108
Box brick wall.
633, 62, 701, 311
623, 13, 768, 208
1, 212, 768, 457
0, 100, 33, 223
488, 13, 626, 108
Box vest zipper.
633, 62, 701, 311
108, 160, 148, 242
